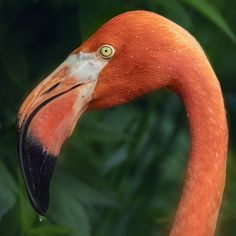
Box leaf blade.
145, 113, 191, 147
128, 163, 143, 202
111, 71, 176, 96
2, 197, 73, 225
184, 0, 236, 43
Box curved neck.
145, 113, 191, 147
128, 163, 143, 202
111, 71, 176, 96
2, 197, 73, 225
169, 60, 228, 236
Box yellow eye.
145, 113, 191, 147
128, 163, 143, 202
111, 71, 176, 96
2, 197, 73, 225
98, 45, 115, 59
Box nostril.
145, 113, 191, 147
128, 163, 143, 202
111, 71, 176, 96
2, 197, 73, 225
42, 82, 60, 95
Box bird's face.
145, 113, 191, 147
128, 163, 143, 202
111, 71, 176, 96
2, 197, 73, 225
17, 11, 173, 215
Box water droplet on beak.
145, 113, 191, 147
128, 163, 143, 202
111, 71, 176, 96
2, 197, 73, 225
39, 215, 46, 222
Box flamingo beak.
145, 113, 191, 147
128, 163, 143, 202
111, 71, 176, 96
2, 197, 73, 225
17, 52, 108, 215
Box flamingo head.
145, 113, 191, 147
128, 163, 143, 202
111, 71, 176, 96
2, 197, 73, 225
17, 10, 196, 215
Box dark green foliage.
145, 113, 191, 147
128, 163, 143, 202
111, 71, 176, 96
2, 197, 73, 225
0, 0, 236, 235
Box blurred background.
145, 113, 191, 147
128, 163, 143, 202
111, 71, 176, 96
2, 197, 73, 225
0, 0, 236, 235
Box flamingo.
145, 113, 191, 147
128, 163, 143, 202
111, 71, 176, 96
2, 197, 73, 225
17, 11, 228, 236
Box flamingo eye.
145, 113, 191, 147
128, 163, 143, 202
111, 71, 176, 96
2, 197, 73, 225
98, 45, 115, 59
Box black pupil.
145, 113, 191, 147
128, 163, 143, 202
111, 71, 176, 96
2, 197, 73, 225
102, 47, 111, 56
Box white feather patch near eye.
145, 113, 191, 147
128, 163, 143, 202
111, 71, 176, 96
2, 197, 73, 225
65, 52, 108, 83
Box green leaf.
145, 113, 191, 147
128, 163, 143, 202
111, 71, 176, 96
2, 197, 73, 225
0, 163, 18, 220
52, 170, 120, 209
48, 173, 91, 236
102, 145, 128, 174
183, 0, 236, 43
27, 226, 74, 236
17, 169, 36, 234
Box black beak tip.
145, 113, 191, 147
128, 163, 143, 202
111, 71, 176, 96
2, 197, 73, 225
17, 127, 57, 216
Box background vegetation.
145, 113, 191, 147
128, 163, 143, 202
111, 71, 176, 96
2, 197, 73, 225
0, 0, 236, 235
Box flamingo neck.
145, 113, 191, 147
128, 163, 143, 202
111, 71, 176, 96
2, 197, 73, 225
169, 60, 228, 236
